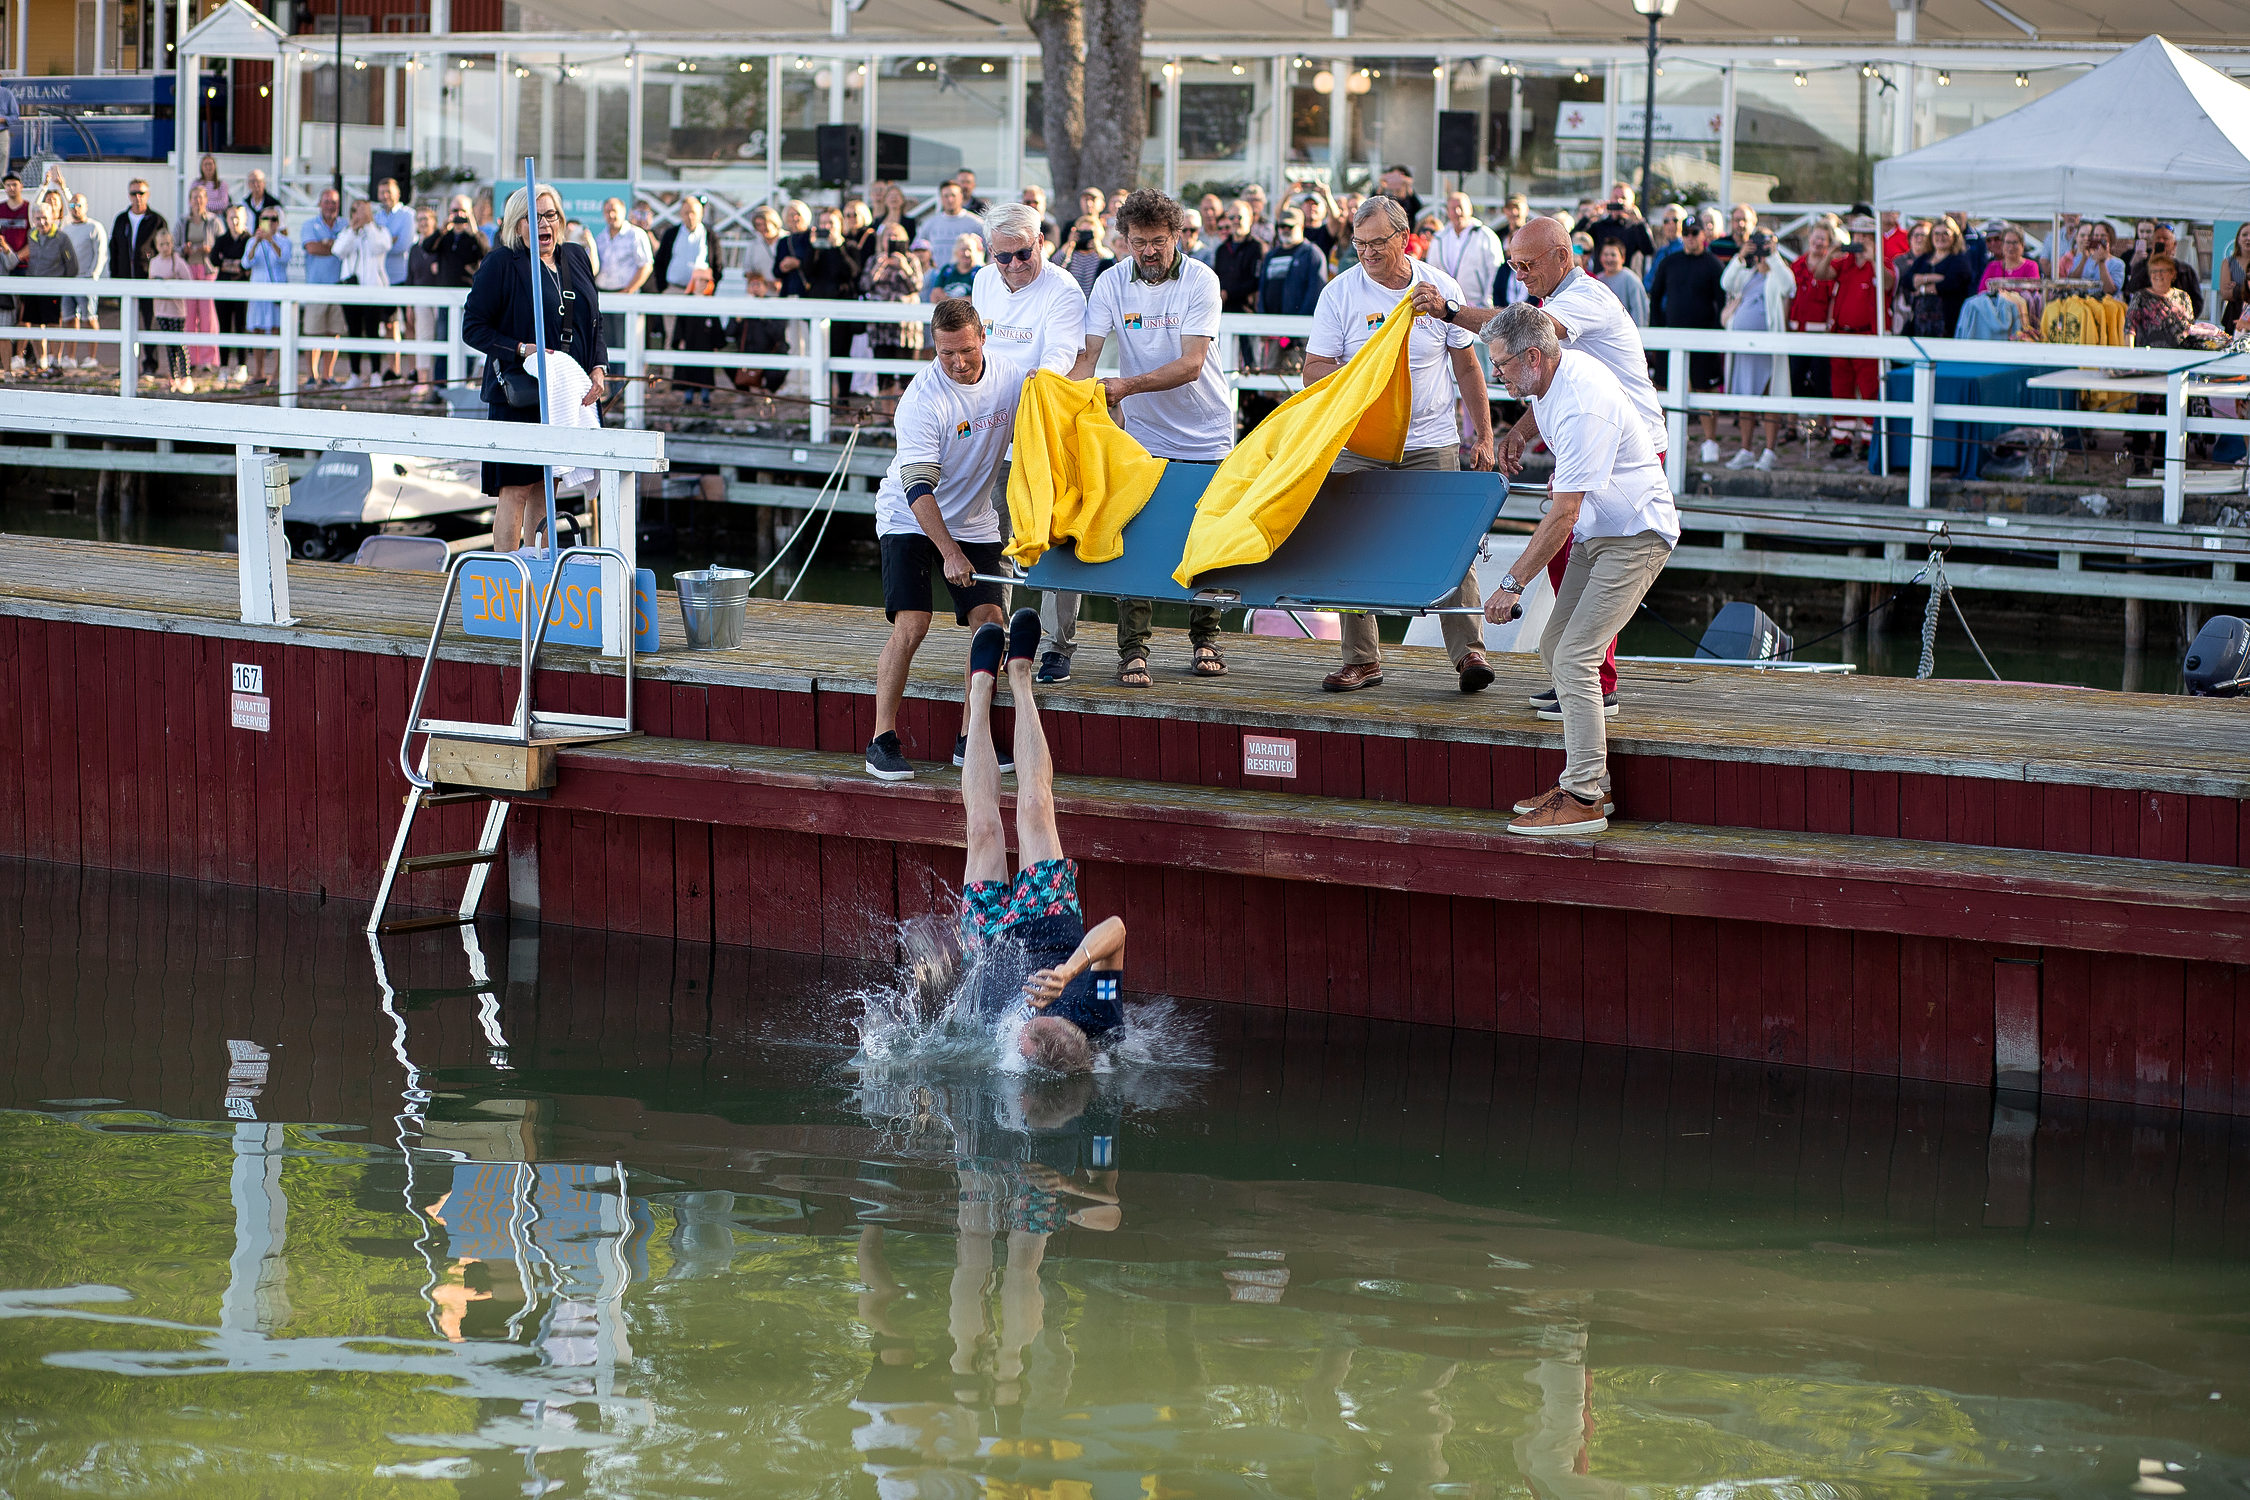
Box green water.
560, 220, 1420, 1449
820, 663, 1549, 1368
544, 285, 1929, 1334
0, 862, 2244, 1498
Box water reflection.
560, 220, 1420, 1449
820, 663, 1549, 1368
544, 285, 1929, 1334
0, 862, 2246, 1497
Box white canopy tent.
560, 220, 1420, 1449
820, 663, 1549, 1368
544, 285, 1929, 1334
1873, 34, 2250, 220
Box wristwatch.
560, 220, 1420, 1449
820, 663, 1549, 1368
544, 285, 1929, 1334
1441, 297, 1462, 323
1499, 573, 1524, 595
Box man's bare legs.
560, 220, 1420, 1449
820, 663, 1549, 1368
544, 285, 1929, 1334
962, 651, 1009, 887
1008, 657, 1064, 868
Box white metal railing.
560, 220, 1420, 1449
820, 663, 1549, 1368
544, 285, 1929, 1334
0, 385, 667, 639
8, 274, 2250, 524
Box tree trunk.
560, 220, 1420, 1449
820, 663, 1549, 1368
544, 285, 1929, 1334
1026, 0, 1087, 207
1078, 0, 1148, 200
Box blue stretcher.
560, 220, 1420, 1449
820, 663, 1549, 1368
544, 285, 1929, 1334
986, 461, 1508, 614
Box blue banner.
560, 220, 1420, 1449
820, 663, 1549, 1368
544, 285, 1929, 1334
456, 555, 660, 655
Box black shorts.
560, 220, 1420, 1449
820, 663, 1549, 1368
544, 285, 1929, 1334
879, 533, 1007, 624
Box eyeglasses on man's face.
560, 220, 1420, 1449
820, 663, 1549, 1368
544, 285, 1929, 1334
1350, 229, 1401, 255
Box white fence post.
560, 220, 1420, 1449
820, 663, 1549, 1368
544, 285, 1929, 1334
1665, 346, 1689, 495
235, 446, 296, 626
279, 308, 300, 410
597, 466, 636, 659
625, 309, 647, 431
119, 295, 139, 401
1907, 360, 1935, 510
2164, 368, 2188, 526
808, 315, 830, 446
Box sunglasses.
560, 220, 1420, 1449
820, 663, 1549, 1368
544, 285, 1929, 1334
990, 245, 1039, 265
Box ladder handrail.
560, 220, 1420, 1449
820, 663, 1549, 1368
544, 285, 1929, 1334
397, 544, 641, 792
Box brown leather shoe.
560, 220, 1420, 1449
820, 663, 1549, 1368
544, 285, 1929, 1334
1513, 787, 1615, 816
1457, 650, 1495, 693
1507, 787, 1610, 837
1322, 661, 1384, 692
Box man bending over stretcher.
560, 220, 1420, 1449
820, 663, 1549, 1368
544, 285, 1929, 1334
958, 608, 1128, 1072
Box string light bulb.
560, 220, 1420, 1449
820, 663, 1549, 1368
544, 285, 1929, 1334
1571, 69, 1589, 83
1936, 70, 1950, 85
1311, 69, 1334, 94
980, 60, 993, 72
2014, 70, 2029, 86
1792, 71, 1806, 86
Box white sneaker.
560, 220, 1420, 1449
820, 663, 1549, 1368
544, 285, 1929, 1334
235, 364, 249, 384
1725, 448, 1756, 469
178, 377, 196, 394
1699, 439, 1721, 463
1754, 448, 1778, 471
6, 355, 24, 375
340, 374, 363, 390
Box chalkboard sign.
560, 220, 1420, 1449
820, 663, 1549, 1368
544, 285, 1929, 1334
1179, 83, 1253, 161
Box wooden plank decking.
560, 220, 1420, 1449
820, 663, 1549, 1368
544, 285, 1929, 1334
0, 534, 2239, 797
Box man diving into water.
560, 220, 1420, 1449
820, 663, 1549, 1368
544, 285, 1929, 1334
958, 608, 1128, 1072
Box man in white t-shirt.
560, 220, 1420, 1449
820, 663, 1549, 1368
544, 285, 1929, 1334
865, 298, 1029, 782
1480, 304, 1677, 838
1040, 189, 1234, 687
1415, 213, 1662, 718
970, 201, 1084, 374
1304, 196, 1495, 696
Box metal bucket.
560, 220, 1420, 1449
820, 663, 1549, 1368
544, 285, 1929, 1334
673, 567, 754, 650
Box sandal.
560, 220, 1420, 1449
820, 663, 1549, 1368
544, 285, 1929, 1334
1192, 642, 1228, 677
1118, 656, 1152, 688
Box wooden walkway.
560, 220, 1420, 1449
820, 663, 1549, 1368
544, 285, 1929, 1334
0, 534, 2242, 797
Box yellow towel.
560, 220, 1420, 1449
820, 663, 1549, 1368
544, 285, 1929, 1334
1004, 368, 1169, 569
1172, 293, 1418, 586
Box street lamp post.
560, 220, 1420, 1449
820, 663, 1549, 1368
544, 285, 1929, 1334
1632, 0, 1680, 212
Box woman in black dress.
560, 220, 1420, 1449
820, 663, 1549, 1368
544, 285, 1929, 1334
461, 183, 607, 550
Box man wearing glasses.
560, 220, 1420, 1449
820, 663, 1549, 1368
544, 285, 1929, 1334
1412, 214, 1666, 721
107, 179, 169, 377
1480, 303, 1676, 836
1303, 195, 1494, 696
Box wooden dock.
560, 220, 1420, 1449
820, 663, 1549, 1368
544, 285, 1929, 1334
0, 534, 2245, 1114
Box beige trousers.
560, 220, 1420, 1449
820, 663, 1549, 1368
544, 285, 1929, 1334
1540, 530, 1672, 796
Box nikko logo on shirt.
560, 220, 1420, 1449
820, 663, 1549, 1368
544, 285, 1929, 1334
955, 413, 1007, 438
1364, 312, 1386, 329
1122, 313, 1143, 330
984, 323, 1034, 341
1124, 313, 1179, 331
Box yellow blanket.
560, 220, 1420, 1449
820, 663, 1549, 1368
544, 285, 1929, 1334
1172, 293, 1418, 587
1004, 368, 1169, 569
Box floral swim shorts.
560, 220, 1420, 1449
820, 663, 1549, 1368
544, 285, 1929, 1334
959, 857, 1081, 948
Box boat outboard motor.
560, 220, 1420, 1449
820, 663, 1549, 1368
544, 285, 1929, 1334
2183, 615, 2250, 697
1699, 601, 1794, 662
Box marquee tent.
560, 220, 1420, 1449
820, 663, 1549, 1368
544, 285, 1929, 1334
1872, 35, 2250, 219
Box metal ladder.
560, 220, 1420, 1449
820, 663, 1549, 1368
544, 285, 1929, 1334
367, 545, 636, 935
368, 765, 515, 935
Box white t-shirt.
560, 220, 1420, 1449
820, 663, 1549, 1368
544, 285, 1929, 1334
1527, 350, 1679, 546
1306, 260, 1476, 452
873, 352, 1030, 542
1084, 254, 1232, 461
970, 259, 1085, 375
1519, 266, 1667, 454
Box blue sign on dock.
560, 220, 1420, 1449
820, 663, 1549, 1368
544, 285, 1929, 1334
457, 555, 660, 654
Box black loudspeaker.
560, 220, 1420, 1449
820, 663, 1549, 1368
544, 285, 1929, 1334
816, 123, 863, 186
1436, 110, 1480, 174
368, 149, 412, 201
875, 129, 911, 180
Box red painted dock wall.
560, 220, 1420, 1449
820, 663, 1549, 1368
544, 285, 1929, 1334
3, 614, 2247, 1116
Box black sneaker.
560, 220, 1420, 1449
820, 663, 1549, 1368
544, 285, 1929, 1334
1536, 692, 1619, 721
954, 733, 1016, 775
865, 732, 913, 781
1006, 607, 1042, 665
967, 621, 1006, 680
1035, 651, 1071, 684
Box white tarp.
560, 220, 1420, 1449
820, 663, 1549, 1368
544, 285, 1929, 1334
1873, 35, 2250, 221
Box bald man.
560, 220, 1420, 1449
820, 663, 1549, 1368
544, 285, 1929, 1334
1414, 214, 1666, 717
